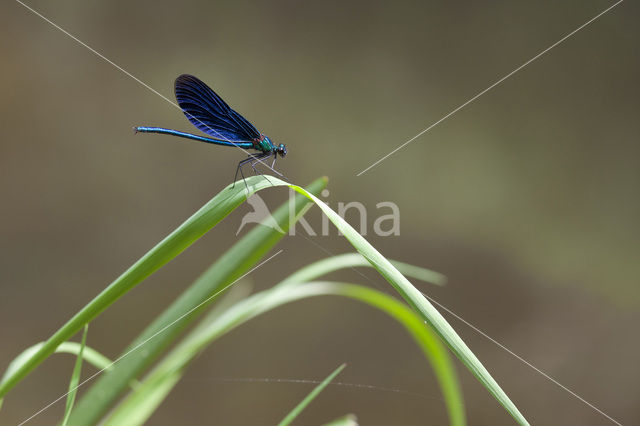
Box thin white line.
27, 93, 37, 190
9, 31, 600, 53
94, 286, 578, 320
294, 231, 623, 423
12, 0, 623, 424
299, 234, 622, 422
201, 377, 446, 401
18, 250, 284, 426
420, 291, 623, 426
14, 0, 285, 179
356, 0, 623, 176
14, 0, 173, 104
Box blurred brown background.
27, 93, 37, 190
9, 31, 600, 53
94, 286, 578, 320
1, 0, 638, 424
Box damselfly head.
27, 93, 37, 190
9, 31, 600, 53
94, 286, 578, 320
277, 143, 287, 158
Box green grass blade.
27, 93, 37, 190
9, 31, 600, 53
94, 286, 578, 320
0, 337, 118, 414
0, 176, 277, 399
335, 283, 464, 426
2, 342, 112, 386
278, 252, 446, 287
103, 281, 463, 426
278, 363, 346, 426
281, 179, 528, 425
127, 175, 522, 424
54, 342, 112, 372
101, 283, 253, 426
61, 324, 88, 426
121, 175, 518, 424
69, 177, 328, 425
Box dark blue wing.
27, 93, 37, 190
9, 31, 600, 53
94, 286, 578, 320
174, 74, 260, 143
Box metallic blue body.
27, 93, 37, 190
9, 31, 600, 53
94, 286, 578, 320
134, 126, 254, 149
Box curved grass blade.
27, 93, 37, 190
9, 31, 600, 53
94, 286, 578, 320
69, 177, 328, 425
61, 324, 88, 426
54, 342, 111, 372
278, 252, 446, 287
103, 281, 464, 426
2, 342, 112, 387
278, 363, 346, 426
0, 176, 277, 400
278, 179, 528, 425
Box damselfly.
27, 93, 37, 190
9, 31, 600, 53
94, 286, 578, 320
135, 74, 287, 187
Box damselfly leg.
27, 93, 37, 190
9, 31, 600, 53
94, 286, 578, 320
233, 152, 273, 191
